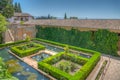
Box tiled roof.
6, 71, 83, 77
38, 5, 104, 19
14, 13, 33, 17
24, 19, 120, 30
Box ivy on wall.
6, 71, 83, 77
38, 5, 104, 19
36, 25, 119, 56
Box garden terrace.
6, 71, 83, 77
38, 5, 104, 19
0, 38, 101, 80
36, 38, 101, 80
10, 42, 45, 57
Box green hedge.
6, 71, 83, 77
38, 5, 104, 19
39, 52, 71, 80
0, 40, 27, 48
36, 26, 119, 56
11, 43, 45, 57
33, 38, 97, 55
38, 52, 100, 80
38, 52, 90, 80
62, 53, 89, 65
33, 38, 66, 47
37, 38, 101, 80
72, 52, 100, 80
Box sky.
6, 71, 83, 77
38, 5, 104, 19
13, 0, 120, 19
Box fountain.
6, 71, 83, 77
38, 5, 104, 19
17, 72, 21, 76
26, 68, 29, 71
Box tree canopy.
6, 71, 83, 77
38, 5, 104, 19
0, 14, 7, 32
0, 0, 14, 18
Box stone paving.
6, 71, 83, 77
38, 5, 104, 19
103, 58, 120, 80
22, 52, 120, 80
22, 50, 56, 69
22, 57, 38, 68
86, 55, 120, 80
9, 49, 120, 80
86, 57, 104, 80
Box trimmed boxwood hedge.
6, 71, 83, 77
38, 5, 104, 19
11, 42, 45, 57
0, 40, 27, 48
38, 52, 89, 80
33, 38, 97, 54
36, 38, 101, 80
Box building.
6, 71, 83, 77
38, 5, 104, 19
25, 19, 120, 34
5, 19, 120, 48
9, 13, 34, 23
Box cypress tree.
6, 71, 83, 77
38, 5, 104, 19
14, 2, 22, 13
18, 3, 22, 13
64, 13, 67, 19
48, 14, 50, 19
14, 2, 18, 12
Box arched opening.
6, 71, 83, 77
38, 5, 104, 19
21, 17, 23, 21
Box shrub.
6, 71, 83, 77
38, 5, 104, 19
25, 36, 31, 42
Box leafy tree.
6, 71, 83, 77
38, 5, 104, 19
0, 57, 18, 80
0, 0, 14, 18
0, 14, 7, 32
0, 14, 7, 43
0, 0, 8, 12
70, 17, 78, 19
2, 4, 14, 18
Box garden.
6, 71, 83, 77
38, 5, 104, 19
0, 38, 101, 80
54, 59, 82, 75
37, 38, 101, 80
10, 42, 45, 57
0, 40, 49, 80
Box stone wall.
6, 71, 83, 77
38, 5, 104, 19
6, 24, 36, 42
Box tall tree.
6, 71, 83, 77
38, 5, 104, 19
0, 0, 14, 18
2, 4, 14, 18
48, 14, 51, 19
0, 14, 7, 43
64, 13, 67, 19
0, 14, 7, 32
14, 2, 22, 13
18, 3, 22, 12
14, 2, 18, 12
0, 0, 8, 12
